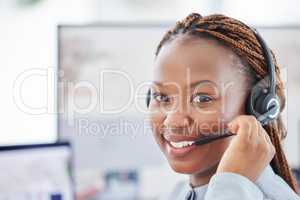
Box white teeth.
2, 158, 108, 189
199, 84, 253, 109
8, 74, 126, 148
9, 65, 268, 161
169, 141, 195, 148
162, 135, 195, 148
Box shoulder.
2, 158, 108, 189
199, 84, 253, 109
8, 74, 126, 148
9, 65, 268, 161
255, 165, 299, 200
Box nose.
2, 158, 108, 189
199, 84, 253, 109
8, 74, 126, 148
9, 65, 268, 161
163, 110, 192, 129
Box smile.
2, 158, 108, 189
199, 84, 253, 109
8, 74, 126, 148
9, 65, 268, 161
169, 140, 195, 148
162, 134, 199, 157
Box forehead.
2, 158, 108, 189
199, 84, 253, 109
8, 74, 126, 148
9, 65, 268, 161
153, 35, 244, 87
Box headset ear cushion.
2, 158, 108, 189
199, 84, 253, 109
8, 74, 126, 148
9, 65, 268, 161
255, 94, 269, 114
246, 85, 262, 118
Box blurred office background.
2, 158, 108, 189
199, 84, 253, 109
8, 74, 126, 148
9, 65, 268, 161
1, 0, 300, 199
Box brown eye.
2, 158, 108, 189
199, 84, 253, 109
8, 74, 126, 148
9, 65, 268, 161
152, 92, 170, 103
191, 93, 213, 104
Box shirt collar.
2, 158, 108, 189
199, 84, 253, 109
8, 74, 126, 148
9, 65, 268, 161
187, 181, 209, 199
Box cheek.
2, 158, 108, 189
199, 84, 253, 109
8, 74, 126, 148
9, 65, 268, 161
206, 137, 232, 165
210, 137, 231, 156
191, 97, 245, 127
149, 111, 165, 142
190, 110, 227, 133
194, 137, 232, 167
222, 84, 248, 118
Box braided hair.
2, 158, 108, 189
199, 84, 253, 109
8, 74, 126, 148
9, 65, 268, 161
155, 13, 298, 192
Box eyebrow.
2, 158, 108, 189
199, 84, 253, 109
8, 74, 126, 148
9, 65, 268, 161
152, 80, 216, 88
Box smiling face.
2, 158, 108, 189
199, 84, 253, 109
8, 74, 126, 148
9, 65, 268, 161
149, 34, 252, 179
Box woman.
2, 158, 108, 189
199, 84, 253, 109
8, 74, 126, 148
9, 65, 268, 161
147, 13, 299, 199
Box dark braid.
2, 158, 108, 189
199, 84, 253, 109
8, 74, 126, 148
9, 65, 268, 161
155, 13, 298, 192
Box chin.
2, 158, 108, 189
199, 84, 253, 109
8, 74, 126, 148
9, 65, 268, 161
168, 160, 205, 174
171, 166, 196, 174
168, 159, 219, 175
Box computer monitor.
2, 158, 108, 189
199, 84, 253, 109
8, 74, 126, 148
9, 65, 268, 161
58, 25, 300, 171
0, 142, 74, 200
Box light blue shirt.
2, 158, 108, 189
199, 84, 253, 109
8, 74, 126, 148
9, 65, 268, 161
166, 165, 299, 200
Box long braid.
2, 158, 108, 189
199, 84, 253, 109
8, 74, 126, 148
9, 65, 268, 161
155, 13, 298, 192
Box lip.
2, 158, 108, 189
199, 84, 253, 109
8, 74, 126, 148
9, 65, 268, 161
162, 134, 199, 158
165, 140, 197, 158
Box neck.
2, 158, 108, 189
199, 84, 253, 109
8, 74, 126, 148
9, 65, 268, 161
189, 164, 218, 187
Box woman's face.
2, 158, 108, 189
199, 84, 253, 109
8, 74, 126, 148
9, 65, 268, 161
149, 35, 250, 175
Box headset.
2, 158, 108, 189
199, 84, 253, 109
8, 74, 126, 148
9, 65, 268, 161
145, 28, 280, 144
246, 28, 280, 126
146, 28, 280, 125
